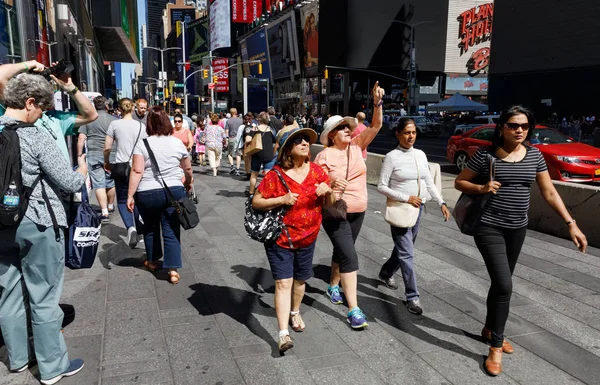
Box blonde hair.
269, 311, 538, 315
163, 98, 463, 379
258, 111, 270, 125
118, 98, 134, 114
230, 107, 238, 116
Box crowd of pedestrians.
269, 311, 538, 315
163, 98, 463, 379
0, 59, 590, 384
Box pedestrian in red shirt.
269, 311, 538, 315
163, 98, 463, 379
252, 127, 335, 353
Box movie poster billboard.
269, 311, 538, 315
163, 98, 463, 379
300, 1, 318, 77
209, 0, 231, 50
266, 12, 300, 80
240, 28, 271, 80
188, 16, 209, 64
232, 0, 261, 24
444, 0, 493, 76
212, 58, 230, 92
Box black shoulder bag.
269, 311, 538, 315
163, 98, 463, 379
111, 122, 142, 182
142, 139, 199, 230
244, 169, 293, 247
453, 154, 496, 235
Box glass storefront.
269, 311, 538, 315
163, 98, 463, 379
0, 1, 22, 63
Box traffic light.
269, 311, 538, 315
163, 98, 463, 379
203, 70, 208, 79
324, 68, 328, 79
258, 63, 263, 75
165, 88, 169, 98
213, 75, 218, 83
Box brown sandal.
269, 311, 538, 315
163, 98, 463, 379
168, 271, 180, 285
144, 260, 158, 272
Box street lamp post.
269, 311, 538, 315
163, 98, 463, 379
143, 46, 182, 106
391, 20, 432, 114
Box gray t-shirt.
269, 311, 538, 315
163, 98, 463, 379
79, 111, 117, 157
225, 116, 243, 138
106, 119, 147, 163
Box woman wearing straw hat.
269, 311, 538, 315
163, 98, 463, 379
314, 81, 385, 329
252, 127, 335, 353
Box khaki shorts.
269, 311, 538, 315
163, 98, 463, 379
206, 147, 222, 169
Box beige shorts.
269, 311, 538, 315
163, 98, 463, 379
206, 147, 222, 169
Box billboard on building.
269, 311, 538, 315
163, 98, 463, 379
188, 16, 208, 64
209, 0, 231, 50
266, 12, 300, 80
232, 0, 262, 24
240, 28, 271, 80
444, 1, 493, 76
171, 8, 196, 27
212, 58, 230, 92
300, 1, 318, 77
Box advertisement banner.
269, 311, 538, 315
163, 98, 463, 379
232, 0, 261, 24
212, 58, 230, 92
266, 12, 300, 80
188, 16, 209, 64
444, 0, 493, 76
300, 1, 318, 77
240, 28, 271, 80
210, 0, 231, 50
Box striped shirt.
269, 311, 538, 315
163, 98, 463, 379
466, 146, 547, 229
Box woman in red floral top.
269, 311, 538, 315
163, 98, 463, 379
252, 127, 335, 353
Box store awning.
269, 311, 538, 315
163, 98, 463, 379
94, 27, 139, 64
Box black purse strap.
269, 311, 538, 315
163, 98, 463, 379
142, 138, 178, 204
271, 168, 293, 249
127, 122, 143, 163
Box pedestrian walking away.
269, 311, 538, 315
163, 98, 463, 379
377, 117, 451, 315
225, 108, 243, 175
103, 98, 146, 249
252, 127, 335, 353
454, 105, 588, 377
194, 121, 207, 166
0, 74, 87, 385
314, 81, 385, 329
77, 95, 117, 222
127, 107, 193, 285
247, 112, 277, 195
204, 113, 228, 177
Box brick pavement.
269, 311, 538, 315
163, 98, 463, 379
2, 162, 600, 385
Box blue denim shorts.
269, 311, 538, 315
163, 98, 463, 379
251, 155, 276, 173
264, 241, 316, 281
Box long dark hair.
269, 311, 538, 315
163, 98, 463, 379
491, 105, 535, 150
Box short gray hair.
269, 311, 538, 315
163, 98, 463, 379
4, 74, 54, 110
267, 106, 276, 115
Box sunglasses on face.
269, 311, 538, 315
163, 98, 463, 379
174, 120, 182, 123
292, 134, 309, 145
504, 122, 530, 131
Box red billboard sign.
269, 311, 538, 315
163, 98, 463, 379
212, 58, 230, 92
232, 0, 262, 23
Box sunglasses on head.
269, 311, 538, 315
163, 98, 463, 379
292, 134, 309, 145
174, 119, 182, 123
504, 122, 530, 130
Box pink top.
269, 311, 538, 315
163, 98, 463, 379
314, 136, 368, 214
351, 123, 368, 160
172, 128, 190, 148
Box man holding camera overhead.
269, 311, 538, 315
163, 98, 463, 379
0, 60, 98, 161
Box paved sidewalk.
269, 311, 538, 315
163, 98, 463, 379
3, 162, 600, 385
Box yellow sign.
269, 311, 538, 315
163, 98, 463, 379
176, 21, 181, 38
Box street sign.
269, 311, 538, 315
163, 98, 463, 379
208, 83, 215, 89
174, 83, 184, 88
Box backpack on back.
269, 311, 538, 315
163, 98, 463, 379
0, 122, 38, 229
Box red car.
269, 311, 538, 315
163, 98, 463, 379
447, 124, 600, 183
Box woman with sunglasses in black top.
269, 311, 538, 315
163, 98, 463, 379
455, 105, 587, 376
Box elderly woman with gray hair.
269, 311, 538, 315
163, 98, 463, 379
0, 74, 87, 384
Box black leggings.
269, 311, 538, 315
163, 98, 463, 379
474, 225, 527, 348
322, 212, 365, 273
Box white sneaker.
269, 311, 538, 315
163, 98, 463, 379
127, 227, 138, 249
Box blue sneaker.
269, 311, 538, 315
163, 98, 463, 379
347, 307, 368, 329
327, 285, 343, 304
41, 359, 84, 385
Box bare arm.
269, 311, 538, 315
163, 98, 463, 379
252, 190, 297, 211
0, 60, 45, 100
357, 81, 385, 150
187, 130, 194, 152
536, 170, 587, 252
103, 135, 115, 171
50, 73, 98, 127
126, 154, 144, 212
180, 156, 193, 187
77, 133, 87, 156
454, 168, 501, 195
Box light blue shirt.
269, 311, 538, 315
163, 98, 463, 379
34, 110, 77, 161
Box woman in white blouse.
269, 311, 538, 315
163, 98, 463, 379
377, 118, 451, 315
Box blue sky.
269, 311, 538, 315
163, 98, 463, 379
119, 0, 146, 97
